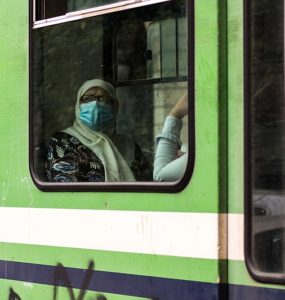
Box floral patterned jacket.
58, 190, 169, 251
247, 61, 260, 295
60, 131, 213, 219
46, 132, 153, 182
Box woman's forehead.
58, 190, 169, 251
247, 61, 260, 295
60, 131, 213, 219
84, 87, 108, 96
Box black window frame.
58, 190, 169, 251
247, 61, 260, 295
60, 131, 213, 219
29, 0, 195, 192
244, 0, 285, 284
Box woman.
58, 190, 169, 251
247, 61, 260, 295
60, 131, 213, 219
46, 79, 152, 182
153, 93, 188, 182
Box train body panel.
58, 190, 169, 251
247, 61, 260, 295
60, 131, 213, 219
1, 0, 285, 298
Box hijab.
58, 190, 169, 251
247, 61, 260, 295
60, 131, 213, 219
64, 79, 135, 182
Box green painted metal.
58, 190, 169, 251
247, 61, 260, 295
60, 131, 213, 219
227, 0, 244, 215
0, 0, 222, 295
0, 279, 150, 300
228, 260, 285, 291
0, 1, 226, 299
0, 243, 219, 283
0, 0, 269, 297
0, 0, 221, 214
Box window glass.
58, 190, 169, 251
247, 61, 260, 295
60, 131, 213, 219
249, 0, 285, 274
31, 0, 189, 186
68, 0, 123, 13
115, 12, 187, 81
35, 0, 134, 20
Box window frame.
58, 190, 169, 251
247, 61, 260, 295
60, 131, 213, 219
244, 0, 285, 284
29, 0, 195, 192
33, 0, 178, 28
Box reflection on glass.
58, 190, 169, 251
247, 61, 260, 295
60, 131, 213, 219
116, 7, 187, 81
32, 1, 188, 183
250, 0, 285, 273
68, 0, 122, 12
36, 0, 134, 20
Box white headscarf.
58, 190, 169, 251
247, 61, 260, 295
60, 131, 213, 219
64, 79, 135, 182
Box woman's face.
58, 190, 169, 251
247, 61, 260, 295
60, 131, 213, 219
80, 87, 116, 112
79, 86, 117, 136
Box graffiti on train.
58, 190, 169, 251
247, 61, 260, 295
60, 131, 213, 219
8, 288, 22, 300
7, 261, 104, 300
7, 260, 157, 300
53, 260, 106, 300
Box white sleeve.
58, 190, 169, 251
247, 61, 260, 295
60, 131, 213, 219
153, 116, 187, 182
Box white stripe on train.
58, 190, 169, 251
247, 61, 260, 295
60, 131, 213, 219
0, 208, 243, 260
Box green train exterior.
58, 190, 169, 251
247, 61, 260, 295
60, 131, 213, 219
1, 0, 285, 299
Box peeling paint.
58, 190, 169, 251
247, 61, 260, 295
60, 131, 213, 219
21, 177, 34, 206
2, 181, 8, 203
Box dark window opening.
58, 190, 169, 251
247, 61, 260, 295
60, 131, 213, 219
246, 0, 285, 281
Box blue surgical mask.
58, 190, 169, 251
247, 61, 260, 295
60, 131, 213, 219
79, 101, 114, 132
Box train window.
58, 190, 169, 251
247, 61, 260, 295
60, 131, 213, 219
245, 0, 285, 281
30, 0, 192, 190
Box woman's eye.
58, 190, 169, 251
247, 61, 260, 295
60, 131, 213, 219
81, 95, 110, 104
82, 96, 94, 102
